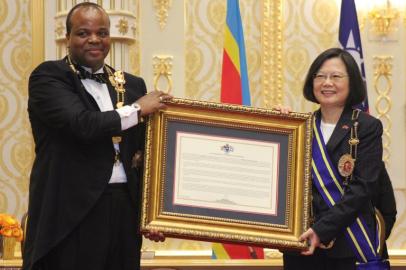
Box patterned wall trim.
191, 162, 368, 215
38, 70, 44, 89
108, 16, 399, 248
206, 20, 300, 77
373, 56, 393, 164
262, 0, 283, 108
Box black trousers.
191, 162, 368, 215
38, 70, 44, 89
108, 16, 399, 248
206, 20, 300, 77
37, 184, 142, 270
283, 251, 356, 270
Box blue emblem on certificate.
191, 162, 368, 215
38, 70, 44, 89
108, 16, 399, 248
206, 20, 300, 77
221, 144, 234, 154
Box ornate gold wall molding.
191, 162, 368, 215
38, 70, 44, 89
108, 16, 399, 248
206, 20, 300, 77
153, 55, 173, 93
185, 0, 227, 101
153, 0, 173, 30
262, 0, 283, 108
116, 18, 129, 35
304, 0, 338, 47
32, 0, 44, 68
373, 56, 393, 163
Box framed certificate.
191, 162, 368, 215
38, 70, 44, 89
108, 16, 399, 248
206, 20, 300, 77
140, 98, 313, 250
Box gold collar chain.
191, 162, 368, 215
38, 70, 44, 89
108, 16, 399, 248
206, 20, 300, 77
66, 55, 126, 109
105, 66, 126, 109
66, 55, 125, 147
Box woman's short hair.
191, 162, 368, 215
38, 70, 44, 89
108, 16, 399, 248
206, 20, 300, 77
303, 48, 366, 106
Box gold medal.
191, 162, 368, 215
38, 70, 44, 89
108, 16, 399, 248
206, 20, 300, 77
319, 239, 335, 249
112, 136, 122, 144
338, 154, 355, 177
349, 137, 359, 146
109, 75, 116, 87
131, 150, 143, 168
105, 67, 126, 109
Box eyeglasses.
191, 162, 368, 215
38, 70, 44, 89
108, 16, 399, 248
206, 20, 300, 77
313, 73, 348, 83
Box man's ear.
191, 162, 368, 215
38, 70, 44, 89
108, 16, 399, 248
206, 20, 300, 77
65, 34, 70, 52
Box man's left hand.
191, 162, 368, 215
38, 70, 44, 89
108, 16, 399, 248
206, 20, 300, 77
135, 90, 172, 116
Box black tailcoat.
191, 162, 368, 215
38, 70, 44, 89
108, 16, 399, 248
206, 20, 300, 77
23, 58, 146, 270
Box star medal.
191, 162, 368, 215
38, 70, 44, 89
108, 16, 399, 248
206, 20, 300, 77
338, 154, 355, 177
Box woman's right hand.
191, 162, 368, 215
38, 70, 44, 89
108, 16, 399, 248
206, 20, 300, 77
273, 104, 292, 114
299, 228, 321, 256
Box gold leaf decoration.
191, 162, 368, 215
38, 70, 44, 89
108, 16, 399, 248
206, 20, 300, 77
153, 0, 173, 30
0, 1, 8, 26
207, 0, 225, 32
153, 55, 173, 93
0, 192, 7, 213
0, 95, 7, 125
11, 135, 34, 176
11, 40, 32, 76
373, 56, 393, 164
116, 18, 129, 35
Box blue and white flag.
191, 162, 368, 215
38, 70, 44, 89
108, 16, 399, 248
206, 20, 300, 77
339, 0, 369, 112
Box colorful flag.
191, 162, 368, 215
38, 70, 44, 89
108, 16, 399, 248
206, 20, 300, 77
220, 0, 251, 106
339, 0, 368, 112
212, 243, 264, 259
213, 0, 263, 260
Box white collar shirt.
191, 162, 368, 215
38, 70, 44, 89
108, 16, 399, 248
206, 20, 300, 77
80, 66, 139, 184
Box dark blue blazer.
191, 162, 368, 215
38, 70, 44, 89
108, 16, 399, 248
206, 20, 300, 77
311, 107, 384, 258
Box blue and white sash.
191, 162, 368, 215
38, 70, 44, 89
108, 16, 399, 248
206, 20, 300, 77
312, 116, 388, 269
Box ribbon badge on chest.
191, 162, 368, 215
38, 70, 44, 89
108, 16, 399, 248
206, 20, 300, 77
338, 153, 355, 177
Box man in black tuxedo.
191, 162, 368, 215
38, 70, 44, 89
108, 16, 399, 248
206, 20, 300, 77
23, 3, 168, 270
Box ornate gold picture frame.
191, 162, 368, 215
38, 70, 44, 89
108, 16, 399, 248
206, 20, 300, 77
141, 98, 313, 250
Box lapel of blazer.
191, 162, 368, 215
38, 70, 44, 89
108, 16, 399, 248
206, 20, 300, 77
106, 81, 118, 108
61, 57, 100, 111
104, 65, 119, 108
325, 107, 353, 154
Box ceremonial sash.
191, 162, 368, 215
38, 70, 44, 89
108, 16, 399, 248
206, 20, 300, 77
311, 116, 386, 268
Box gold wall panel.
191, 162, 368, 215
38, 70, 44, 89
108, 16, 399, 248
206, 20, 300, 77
283, 0, 338, 112
373, 56, 393, 163
0, 0, 32, 218
32, 0, 43, 67
262, 0, 283, 108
